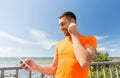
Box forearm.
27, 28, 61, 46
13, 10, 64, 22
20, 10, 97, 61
35, 64, 57, 75
68, 23, 95, 68
71, 34, 92, 67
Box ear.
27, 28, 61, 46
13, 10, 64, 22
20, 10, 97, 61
71, 19, 76, 23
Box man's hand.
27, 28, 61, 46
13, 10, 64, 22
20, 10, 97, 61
68, 23, 79, 36
20, 58, 39, 71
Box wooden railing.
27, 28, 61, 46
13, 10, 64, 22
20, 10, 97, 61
0, 61, 120, 78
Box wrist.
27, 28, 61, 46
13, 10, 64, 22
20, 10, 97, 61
34, 63, 40, 71
71, 32, 79, 38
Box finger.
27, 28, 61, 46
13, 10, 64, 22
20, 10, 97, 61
25, 68, 32, 71
21, 63, 26, 67
21, 63, 31, 70
22, 65, 28, 69
25, 67, 32, 71
25, 58, 34, 66
23, 65, 32, 71
20, 61, 23, 64
68, 23, 76, 28
20, 60, 32, 71
25, 58, 31, 64
20, 61, 28, 67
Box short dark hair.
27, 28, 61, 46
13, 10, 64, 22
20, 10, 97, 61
59, 11, 76, 22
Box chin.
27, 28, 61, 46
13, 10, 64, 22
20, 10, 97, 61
64, 33, 70, 37
63, 31, 70, 37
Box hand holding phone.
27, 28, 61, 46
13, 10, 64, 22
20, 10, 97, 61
18, 57, 31, 69
68, 22, 78, 36
68, 23, 76, 28
18, 57, 32, 71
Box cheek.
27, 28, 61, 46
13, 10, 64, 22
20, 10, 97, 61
60, 26, 67, 30
66, 23, 70, 28
64, 24, 69, 29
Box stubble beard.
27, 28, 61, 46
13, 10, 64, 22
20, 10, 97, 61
63, 30, 70, 37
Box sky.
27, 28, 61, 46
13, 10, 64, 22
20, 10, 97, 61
0, 0, 120, 57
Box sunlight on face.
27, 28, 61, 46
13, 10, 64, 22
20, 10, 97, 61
58, 16, 71, 37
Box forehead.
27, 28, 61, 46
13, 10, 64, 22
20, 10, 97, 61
58, 17, 68, 25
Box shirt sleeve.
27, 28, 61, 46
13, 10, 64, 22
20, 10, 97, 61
55, 43, 59, 56
55, 47, 58, 56
84, 36, 97, 49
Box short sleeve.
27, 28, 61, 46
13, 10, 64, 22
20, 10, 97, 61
55, 47, 58, 56
84, 36, 97, 49
55, 43, 59, 56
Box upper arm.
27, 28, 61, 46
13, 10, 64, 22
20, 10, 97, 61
85, 45, 96, 61
84, 36, 97, 60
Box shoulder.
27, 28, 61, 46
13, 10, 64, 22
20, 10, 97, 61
80, 34, 96, 42
87, 35, 97, 42
80, 34, 97, 49
56, 39, 66, 46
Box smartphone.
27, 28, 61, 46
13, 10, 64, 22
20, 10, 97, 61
18, 57, 24, 61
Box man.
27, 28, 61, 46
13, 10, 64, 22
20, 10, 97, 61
20, 11, 97, 78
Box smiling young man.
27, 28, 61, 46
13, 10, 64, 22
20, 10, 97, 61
20, 11, 97, 78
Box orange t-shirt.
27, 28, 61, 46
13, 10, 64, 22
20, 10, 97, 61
55, 34, 97, 78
